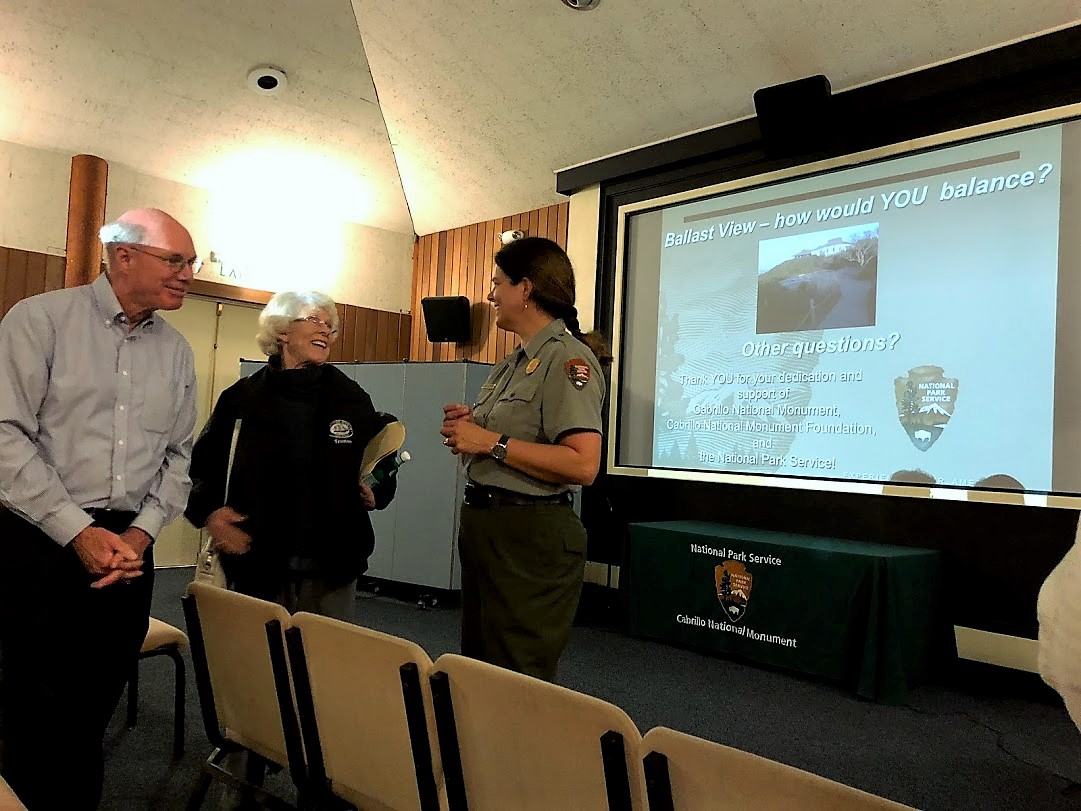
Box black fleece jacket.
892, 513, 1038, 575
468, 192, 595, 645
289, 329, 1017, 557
185, 358, 395, 595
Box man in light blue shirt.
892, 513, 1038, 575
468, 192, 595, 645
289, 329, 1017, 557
0, 208, 198, 809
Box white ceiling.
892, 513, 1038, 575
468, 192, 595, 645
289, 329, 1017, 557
0, 0, 411, 233
0, 1, 1078, 238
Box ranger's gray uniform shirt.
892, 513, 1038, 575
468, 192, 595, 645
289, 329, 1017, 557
0, 272, 197, 545
467, 318, 604, 496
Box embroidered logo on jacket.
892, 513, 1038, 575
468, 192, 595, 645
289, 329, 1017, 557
564, 358, 591, 390
330, 419, 354, 443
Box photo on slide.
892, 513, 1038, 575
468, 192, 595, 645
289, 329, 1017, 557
755, 223, 879, 334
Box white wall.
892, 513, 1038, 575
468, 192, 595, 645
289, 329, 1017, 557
0, 140, 71, 254
566, 184, 601, 332
0, 138, 415, 312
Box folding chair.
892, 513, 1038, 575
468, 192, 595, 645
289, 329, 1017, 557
640, 726, 913, 810
127, 617, 188, 759
182, 582, 307, 810
287, 612, 445, 810
429, 653, 647, 810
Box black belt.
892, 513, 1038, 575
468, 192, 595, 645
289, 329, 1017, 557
85, 508, 138, 522
463, 483, 573, 508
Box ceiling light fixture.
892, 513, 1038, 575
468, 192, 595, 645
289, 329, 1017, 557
246, 65, 288, 96
560, 0, 600, 9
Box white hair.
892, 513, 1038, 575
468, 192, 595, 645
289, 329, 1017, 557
99, 220, 148, 273
99, 220, 147, 245
256, 290, 339, 356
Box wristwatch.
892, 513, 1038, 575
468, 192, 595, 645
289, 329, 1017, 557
490, 434, 511, 462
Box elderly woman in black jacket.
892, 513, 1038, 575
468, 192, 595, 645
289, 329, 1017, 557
185, 290, 394, 620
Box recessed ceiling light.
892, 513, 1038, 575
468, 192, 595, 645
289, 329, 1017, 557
561, 0, 600, 9
246, 66, 288, 96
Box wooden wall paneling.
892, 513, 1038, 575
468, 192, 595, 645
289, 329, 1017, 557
426, 232, 441, 361
456, 224, 474, 361
350, 308, 365, 362
407, 203, 577, 364
0, 248, 8, 318
412, 239, 426, 362
474, 221, 489, 358
374, 309, 390, 361
451, 225, 463, 361
556, 202, 569, 247
344, 306, 361, 362
354, 307, 371, 361
409, 238, 421, 361
483, 218, 497, 363
447, 226, 459, 362
342, 306, 356, 361
433, 231, 446, 361
440, 231, 452, 361
338, 303, 351, 363
441, 228, 451, 361
363, 306, 378, 361
24, 251, 48, 300
415, 235, 432, 361
396, 312, 410, 361
45, 254, 64, 293
3, 249, 28, 319
452, 224, 466, 361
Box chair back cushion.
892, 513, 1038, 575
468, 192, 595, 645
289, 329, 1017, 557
433, 653, 646, 810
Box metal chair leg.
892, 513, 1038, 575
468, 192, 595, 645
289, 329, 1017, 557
168, 646, 186, 759
186, 765, 214, 811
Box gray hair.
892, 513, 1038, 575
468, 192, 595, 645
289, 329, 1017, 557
99, 220, 148, 273
257, 290, 339, 356
99, 220, 147, 246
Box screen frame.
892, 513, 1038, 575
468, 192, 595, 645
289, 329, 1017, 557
607, 100, 1081, 509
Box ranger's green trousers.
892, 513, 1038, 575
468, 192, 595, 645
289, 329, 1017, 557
458, 501, 587, 682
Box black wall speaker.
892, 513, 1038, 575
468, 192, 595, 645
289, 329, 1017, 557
753, 75, 833, 156
421, 295, 472, 343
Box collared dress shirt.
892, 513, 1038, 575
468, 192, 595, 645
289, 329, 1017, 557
0, 272, 197, 545
467, 317, 604, 496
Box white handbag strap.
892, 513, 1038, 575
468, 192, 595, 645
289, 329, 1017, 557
224, 419, 241, 501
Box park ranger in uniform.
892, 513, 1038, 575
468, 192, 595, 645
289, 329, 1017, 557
441, 236, 608, 682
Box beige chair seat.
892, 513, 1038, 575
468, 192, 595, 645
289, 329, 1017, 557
142, 617, 189, 652
430, 653, 647, 810
128, 617, 190, 760
641, 726, 913, 810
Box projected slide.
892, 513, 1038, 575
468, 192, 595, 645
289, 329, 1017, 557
627, 121, 1068, 491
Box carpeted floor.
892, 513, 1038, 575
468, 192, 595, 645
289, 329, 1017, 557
99, 568, 1081, 809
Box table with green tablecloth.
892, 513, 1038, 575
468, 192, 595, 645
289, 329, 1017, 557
627, 521, 956, 704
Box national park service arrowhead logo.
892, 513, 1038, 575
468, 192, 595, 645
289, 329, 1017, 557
564, 358, 591, 390
715, 561, 752, 623
894, 365, 958, 451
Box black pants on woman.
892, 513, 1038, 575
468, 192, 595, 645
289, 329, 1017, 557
0, 508, 154, 810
